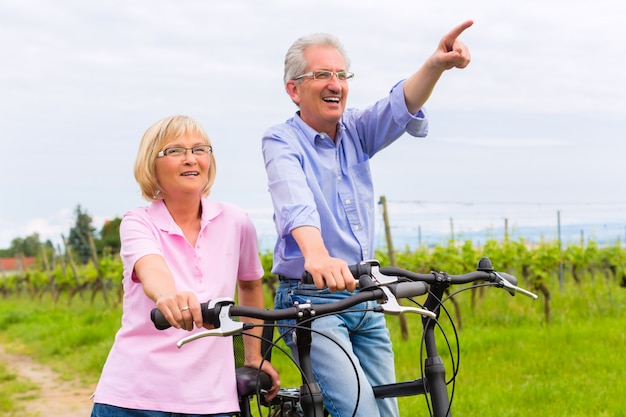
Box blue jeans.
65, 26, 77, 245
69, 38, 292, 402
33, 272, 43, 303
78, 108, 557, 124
90, 403, 237, 417
275, 280, 399, 417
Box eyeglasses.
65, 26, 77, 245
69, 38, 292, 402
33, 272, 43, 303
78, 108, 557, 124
293, 70, 355, 81
156, 145, 213, 158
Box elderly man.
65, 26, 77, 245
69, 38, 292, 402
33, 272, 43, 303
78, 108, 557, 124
262, 21, 472, 417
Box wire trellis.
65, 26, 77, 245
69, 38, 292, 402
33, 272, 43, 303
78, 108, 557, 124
374, 199, 626, 249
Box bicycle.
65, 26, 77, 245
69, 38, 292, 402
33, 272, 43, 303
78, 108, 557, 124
151, 257, 537, 417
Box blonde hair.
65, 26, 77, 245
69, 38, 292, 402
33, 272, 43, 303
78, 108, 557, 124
134, 115, 217, 201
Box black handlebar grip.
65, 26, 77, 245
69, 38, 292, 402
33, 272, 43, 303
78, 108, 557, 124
301, 263, 372, 285
301, 271, 314, 285
151, 302, 217, 330
151, 308, 171, 330
390, 281, 429, 298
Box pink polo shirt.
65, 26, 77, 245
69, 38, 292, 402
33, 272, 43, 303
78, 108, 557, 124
92, 198, 264, 414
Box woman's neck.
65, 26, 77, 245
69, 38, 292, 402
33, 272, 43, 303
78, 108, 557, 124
163, 196, 203, 245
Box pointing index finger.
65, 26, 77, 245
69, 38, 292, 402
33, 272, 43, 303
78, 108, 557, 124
443, 19, 474, 49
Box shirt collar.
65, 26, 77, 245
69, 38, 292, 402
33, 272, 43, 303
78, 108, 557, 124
293, 111, 344, 146
147, 198, 222, 234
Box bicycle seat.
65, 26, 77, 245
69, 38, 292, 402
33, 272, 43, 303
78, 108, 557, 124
235, 366, 272, 397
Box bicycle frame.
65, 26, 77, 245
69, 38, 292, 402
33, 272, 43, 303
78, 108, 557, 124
293, 312, 325, 417
420, 281, 454, 417
261, 283, 452, 417
378, 289, 453, 416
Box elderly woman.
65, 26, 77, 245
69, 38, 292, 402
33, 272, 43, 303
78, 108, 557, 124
90, 115, 279, 417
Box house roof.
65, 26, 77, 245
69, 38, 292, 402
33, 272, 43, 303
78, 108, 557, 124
0, 257, 36, 272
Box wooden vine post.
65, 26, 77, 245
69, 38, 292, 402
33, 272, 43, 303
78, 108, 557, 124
40, 243, 58, 301
61, 234, 86, 303
379, 196, 409, 340
87, 230, 109, 304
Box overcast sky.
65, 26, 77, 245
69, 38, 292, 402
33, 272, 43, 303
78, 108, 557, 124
1, 0, 625, 250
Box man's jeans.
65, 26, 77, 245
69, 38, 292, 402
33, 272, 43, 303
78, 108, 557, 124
275, 280, 400, 417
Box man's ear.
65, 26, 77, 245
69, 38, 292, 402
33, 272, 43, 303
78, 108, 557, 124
285, 80, 300, 105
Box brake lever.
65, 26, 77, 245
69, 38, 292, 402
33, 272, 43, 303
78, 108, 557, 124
379, 287, 437, 319
367, 260, 399, 286
358, 260, 436, 318
176, 304, 244, 348
494, 272, 538, 299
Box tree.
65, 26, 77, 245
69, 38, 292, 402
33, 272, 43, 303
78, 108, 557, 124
68, 205, 96, 264
10, 233, 42, 257
97, 217, 122, 256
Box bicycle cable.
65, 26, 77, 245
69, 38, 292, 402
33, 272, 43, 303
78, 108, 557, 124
243, 312, 371, 417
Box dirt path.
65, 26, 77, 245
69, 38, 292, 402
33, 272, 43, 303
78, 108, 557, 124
0, 344, 96, 417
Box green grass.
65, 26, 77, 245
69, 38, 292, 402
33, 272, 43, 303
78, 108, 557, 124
386, 279, 626, 416
452, 320, 625, 417
0, 360, 40, 416
0, 294, 121, 384
1, 278, 625, 416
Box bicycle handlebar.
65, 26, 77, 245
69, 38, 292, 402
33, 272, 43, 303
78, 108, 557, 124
150, 279, 430, 332
151, 257, 536, 336
302, 258, 537, 299
148, 257, 537, 417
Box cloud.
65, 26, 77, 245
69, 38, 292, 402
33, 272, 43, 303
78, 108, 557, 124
0, 0, 624, 250
0, 208, 73, 248
441, 137, 567, 149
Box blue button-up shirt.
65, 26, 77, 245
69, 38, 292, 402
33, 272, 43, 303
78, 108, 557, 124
262, 80, 429, 278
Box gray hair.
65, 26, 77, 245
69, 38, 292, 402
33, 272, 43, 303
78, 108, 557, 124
283, 33, 351, 84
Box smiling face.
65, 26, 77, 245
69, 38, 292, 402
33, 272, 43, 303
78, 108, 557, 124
154, 133, 212, 200
286, 45, 349, 140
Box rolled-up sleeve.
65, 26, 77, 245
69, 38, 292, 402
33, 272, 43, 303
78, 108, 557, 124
389, 79, 429, 137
